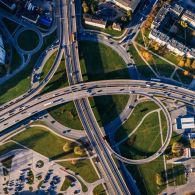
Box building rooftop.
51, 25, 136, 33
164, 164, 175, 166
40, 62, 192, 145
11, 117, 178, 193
182, 10, 195, 21
171, 3, 184, 16
84, 15, 107, 25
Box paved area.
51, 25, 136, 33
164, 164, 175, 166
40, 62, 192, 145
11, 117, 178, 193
0, 142, 104, 194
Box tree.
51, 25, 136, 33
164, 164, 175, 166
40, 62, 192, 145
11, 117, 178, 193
171, 142, 183, 156
178, 59, 185, 67
183, 70, 189, 76
190, 139, 195, 149
155, 173, 164, 186
74, 146, 84, 156
63, 142, 72, 152
141, 50, 152, 61
82, 1, 89, 13
191, 60, 195, 69
127, 10, 132, 21
185, 58, 191, 68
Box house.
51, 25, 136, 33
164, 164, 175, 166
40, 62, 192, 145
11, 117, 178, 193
112, 23, 121, 31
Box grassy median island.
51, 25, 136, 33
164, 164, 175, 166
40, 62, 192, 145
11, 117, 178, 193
79, 40, 130, 126
2, 17, 18, 33
11, 126, 86, 160
17, 30, 39, 51
40, 50, 58, 81
59, 159, 99, 183
118, 112, 165, 160
49, 101, 83, 130
93, 184, 106, 195
115, 101, 159, 143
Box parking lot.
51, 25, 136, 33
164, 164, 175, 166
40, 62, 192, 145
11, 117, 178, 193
0, 148, 82, 194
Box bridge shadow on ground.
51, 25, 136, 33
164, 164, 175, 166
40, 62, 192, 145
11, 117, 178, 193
78, 39, 130, 127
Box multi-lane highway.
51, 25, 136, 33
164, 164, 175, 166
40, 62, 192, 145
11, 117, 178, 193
1, 80, 195, 160
63, 1, 132, 194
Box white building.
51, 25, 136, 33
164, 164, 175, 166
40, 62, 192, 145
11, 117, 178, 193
84, 16, 107, 29
176, 117, 195, 130
0, 35, 6, 65
181, 10, 195, 28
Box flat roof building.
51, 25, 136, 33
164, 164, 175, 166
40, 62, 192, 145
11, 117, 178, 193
176, 117, 195, 130
84, 15, 107, 29
182, 10, 195, 28
112, 0, 141, 12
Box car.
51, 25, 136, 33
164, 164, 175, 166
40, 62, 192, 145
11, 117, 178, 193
74, 189, 80, 194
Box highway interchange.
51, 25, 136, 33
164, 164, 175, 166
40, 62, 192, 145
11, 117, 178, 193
1, 0, 195, 194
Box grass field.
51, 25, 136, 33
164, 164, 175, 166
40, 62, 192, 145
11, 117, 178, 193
41, 54, 68, 94
59, 159, 99, 183
115, 101, 159, 143
10, 47, 22, 72
89, 95, 129, 126
79, 41, 129, 126
119, 112, 165, 159
173, 69, 193, 85
40, 51, 58, 81
11, 126, 86, 160
127, 156, 165, 195
128, 44, 155, 79
17, 30, 39, 51
0, 141, 23, 156
0, 30, 57, 105
93, 184, 106, 195
49, 101, 83, 130
2, 17, 18, 33
60, 177, 71, 191
166, 164, 186, 186
148, 53, 175, 78
79, 41, 128, 81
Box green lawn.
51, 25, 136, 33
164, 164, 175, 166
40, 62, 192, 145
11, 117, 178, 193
93, 184, 106, 195
127, 156, 165, 195
173, 69, 193, 85
10, 47, 22, 72
79, 41, 128, 81
89, 95, 129, 126
115, 101, 159, 143
79, 41, 129, 126
17, 30, 39, 51
0, 30, 57, 105
60, 176, 71, 191
40, 51, 58, 81
166, 164, 186, 186
49, 101, 83, 130
2, 17, 18, 33
128, 44, 155, 79
11, 126, 86, 160
59, 159, 99, 183
41, 54, 68, 94
119, 112, 165, 159
0, 141, 23, 156
148, 54, 175, 77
